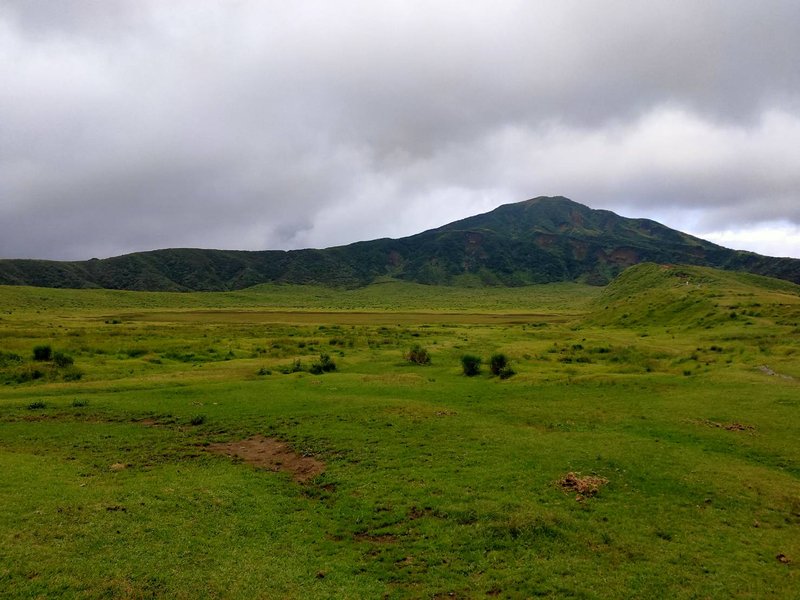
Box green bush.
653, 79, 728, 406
498, 366, 516, 379
280, 359, 305, 374
27, 401, 46, 410
33, 345, 52, 361
461, 354, 482, 376
405, 344, 431, 365
489, 353, 508, 376
125, 348, 148, 358
310, 353, 336, 375
0, 351, 23, 367
190, 414, 206, 426
62, 367, 84, 381
53, 352, 74, 368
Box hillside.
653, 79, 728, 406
1, 196, 799, 291
587, 262, 800, 329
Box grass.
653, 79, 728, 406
1, 270, 799, 598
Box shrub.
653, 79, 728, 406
461, 354, 482, 376
62, 367, 84, 381
0, 351, 23, 367
12, 366, 45, 383
257, 367, 272, 376
125, 348, 148, 358
405, 344, 431, 365
489, 353, 508, 376
33, 345, 52, 362
280, 359, 304, 374
498, 366, 516, 379
53, 352, 74, 368
71, 399, 88, 408
190, 414, 206, 426
310, 353, 336, 375
27, 401, 46, 410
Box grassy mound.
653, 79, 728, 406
587, 263, 800, 329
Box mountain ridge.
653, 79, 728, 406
1, 196, 799, 291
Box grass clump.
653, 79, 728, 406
280, 359, 305, 374
309, 353, 336, 375
26, 400, 46, 410
0, 351, 23, 367
489, 353, 508, 375
461, 354, 482, 376
405, 344, 431, 365
32, 345, 52, 362
53, 352, 74, 368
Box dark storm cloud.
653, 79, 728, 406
2, 0, 800, 260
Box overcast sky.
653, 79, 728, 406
2, 1, 800, 261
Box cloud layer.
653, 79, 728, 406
2, 0, 799, 260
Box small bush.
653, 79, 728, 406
53, 352, 74, 368
310, 353, 336, 375
71, 399, 88, 408
405, 344, 431, 365
461, 354, 482, 376
190, 414, 206, 426
280, 359, 304, 374
489, 353, 508, 376
12, 366, 45, 383
257, 367, 272, 376
0, 351, 23, 367
33, 345, 52, 362
498, 366, 516, 379
62, 367, 84, 381
125, 348, 148, 358
27, 400, 46, 410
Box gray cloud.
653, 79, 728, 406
2, 0, 800, 260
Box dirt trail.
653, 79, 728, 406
207, 436, 324, 483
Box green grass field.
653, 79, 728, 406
1, 265, 799, 598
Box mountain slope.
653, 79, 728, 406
1, 196, 799, 291
586, 262, 800, 329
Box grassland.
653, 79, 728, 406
1, 265, 799, 598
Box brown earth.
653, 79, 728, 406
558, 472, 608, 500
206, 436, 324, 483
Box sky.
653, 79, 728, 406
2, 0, 800, 261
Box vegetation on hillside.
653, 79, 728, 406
2, 197, 799, 291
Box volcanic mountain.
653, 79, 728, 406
1, 196, 798, 290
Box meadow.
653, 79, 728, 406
1, 265, 799, 598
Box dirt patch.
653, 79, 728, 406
758, 365, 795, 380
206, 436, 325, 483
558, 472, 608, 500
724, 422, 755, 432
694, 419, 755, 432
354, 532, 398, 543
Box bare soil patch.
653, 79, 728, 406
354, 532, 398, 543
694, 419, 756, 432
558, 472, 608, 500
206, 436, 325, 483
758, 365, 795, 380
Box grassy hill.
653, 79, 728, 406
588, 263, 800, 330
2, 196, 800, 291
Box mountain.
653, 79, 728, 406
1, 196, 799, 291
